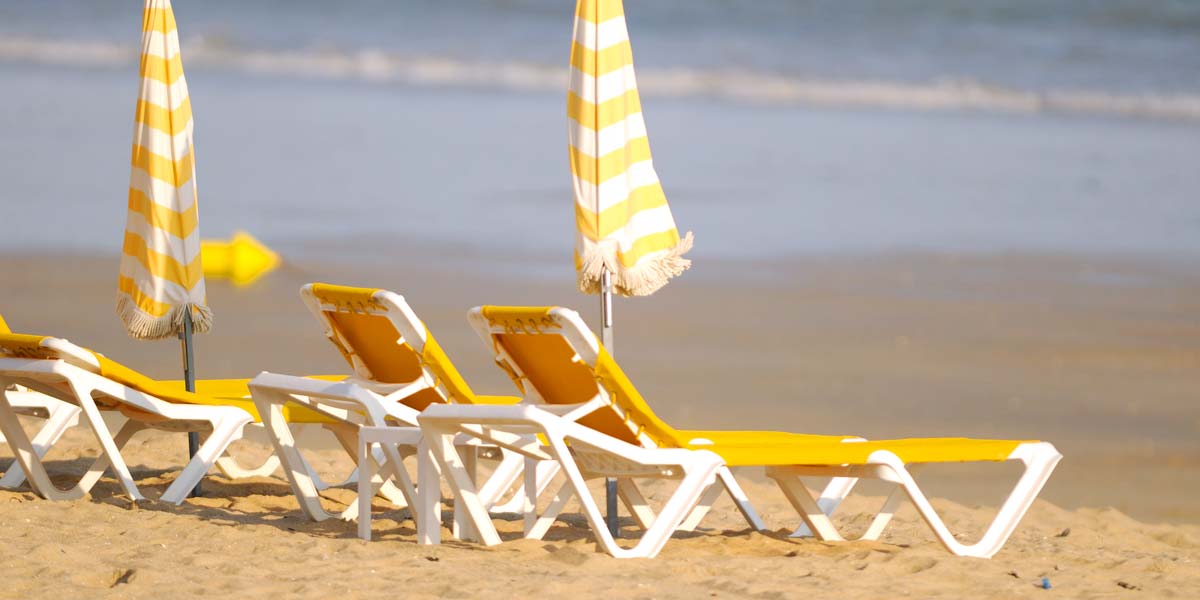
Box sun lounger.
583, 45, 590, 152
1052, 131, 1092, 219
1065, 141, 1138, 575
0, 332, 345, 504
420, 305, 1060, 558
248, 284, 545, 536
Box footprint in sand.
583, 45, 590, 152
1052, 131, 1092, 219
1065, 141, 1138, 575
906, 557, 939, 573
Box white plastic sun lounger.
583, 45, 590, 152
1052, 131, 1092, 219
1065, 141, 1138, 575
0, 333, 352, 504
248, 283, 550, 534
421, 305, 1061, 559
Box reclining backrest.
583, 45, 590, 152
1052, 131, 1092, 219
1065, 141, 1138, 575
304, 283, 477, 410
469, 306, 680, 448
0, 312, 9, 334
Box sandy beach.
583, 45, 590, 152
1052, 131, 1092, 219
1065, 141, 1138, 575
3, 1, 1200, 594
1, 251, 1197, 597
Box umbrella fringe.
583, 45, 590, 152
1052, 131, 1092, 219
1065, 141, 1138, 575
578, 231, 694, 297
117, 295, 212, 341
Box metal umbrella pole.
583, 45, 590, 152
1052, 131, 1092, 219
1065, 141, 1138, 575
180, 310, 201, 497
600, 268, 618, 537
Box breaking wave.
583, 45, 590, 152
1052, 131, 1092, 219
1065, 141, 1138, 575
3, 35, 1199, 122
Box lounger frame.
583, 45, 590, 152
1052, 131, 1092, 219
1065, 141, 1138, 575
417, 403, 724, 558
467, 306, 769, 532
771, 441, 1061, 558
463, 305, 1062, 558
0, 389, 80, 489
247, 285, 539, 530
0, 355, 252, 503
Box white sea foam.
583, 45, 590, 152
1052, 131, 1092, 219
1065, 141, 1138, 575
3, 35, 1199, 122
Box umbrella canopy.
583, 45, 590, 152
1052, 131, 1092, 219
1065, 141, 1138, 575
117, 0, 210, 339
569, 0, 693, 298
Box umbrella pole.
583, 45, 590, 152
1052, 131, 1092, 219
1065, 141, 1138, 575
600, 268, 619, 537
180, 309, 202, 497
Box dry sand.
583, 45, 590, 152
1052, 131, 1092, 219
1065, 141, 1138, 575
1, 251, 1198, 598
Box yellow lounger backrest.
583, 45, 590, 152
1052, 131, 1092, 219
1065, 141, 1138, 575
0, 312, 9, 334
476, 306, 681, 448
305, 283, 480, 409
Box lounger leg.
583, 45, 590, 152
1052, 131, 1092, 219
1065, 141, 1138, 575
791, 476, 860, 538
330, 425, 417, 515
548, 440, 723, 559
889, 445, 1061, 558
491, 459, 559, 515
522, 456, 538, 536
417, 439, 442, 546
475, 449, 524, 511
452, 448, 480, 541
73, 419, 145, 496
214, 423, 282, 479
318, 432, 409, 504
70, 386, 142, 501
679, 467, 766, 533
215, 454, 282, 479
426, 428, 501, 546
772, 475, 845, 542
357, 435, 375, 541
617, 478, 658, 530
627, 461, 725, 558
160, 415, 249, 504
676, 478, 721, 532
367, 443, 412, 506
860, 484, 906, 541
0, 387, 89, 501
718, 468, 766, 531
0, 399, 81, 489
255, 395, 344, 521
525, 480, 575, 541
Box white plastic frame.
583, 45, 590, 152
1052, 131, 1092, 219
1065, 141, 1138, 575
417, 403, 724, 558
0, 354, 253, 504
466, 305, 1062, 558
770, 441, 1062, 558
245, 285, 540, 531
0, 388, 80, 489
466, 306, 771, 532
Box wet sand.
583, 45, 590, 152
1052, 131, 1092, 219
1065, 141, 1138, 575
1, 250, 1198, 597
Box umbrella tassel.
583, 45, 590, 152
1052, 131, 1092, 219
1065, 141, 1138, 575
117, 295, 212, 341
577, 231, 694, 297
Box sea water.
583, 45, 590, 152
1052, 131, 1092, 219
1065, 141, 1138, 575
0, 0, 1197, 267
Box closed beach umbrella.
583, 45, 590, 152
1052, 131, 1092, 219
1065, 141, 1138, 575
570, 0, 692, 298
117, 0, 209, 340
568, 0, 693, 533
116, 0, 208, 493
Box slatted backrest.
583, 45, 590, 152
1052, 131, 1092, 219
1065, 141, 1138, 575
303, 283, 479, 409
469, 306, 681, 448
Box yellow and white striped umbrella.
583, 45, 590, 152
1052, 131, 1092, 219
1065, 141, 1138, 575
570, 0, 693, 297
116, 0, 210, 339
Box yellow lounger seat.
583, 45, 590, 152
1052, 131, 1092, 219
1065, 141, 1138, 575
0, 331, 347, 504
427, 305, 1062, 559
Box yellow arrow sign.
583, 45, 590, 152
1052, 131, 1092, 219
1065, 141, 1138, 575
200, 231, 280, 287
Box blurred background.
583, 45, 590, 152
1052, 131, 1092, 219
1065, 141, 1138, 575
0, 1, 1197, 522
2, 0, 1199, 261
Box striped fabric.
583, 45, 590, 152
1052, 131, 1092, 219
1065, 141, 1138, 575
116, 0, 210, 339
569, 0, 693, 297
